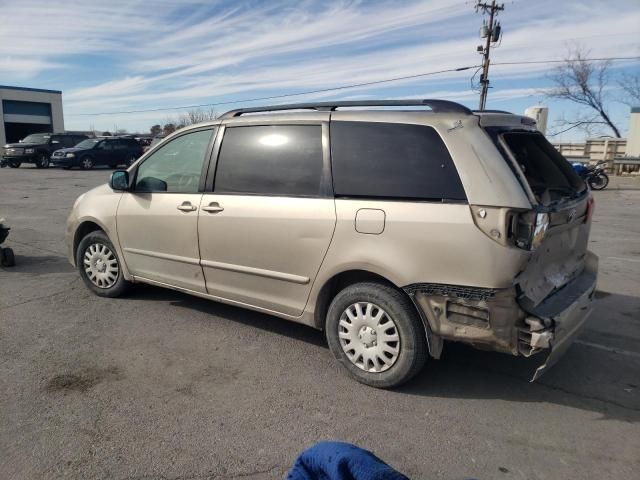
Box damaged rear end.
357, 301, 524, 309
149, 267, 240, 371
409, 116, 598, 380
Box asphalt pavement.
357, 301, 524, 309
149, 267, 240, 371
1, 166, 639, 479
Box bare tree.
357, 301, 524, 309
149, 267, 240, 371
162, 123, 176, 136
547, 47, 621, 138
618, 73, 640, 107
177, 108, 218, 128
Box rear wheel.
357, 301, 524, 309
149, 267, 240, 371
76, 230, 131, 297
588, 173, 609, 190
80, 156, 94, 170
35, 153, 49, 169
325, 282, 427, 388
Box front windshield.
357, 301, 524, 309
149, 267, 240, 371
21, 133, 51, 144
75, 139, 101, 149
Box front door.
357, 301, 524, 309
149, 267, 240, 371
198, 122, 336, 317
117, 127, 216, 292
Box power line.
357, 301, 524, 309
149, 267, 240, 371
493, 56, 640, 66
68, 56, 640, 117
70, 65, 480, 116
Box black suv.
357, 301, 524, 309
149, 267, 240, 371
50, 137, 143, 170
2, 133, 88, 168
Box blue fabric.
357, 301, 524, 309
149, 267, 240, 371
286, 441, 408, 480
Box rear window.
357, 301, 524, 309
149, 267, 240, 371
500, 131, 586, 204
330, 122, 466, 201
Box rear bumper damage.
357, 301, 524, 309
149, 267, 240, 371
404, 251, 598, 380
522, 251, 597, 380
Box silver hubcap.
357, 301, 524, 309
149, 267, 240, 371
83, 159, 92, 168
338, 302, 400, 373
83, 243, 119, 288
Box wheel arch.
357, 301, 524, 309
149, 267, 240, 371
312, 268, 440, 359
72, 217, 132, 281
73, 220, 105, 259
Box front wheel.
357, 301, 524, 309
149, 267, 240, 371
35, 153, 50, 169
8, 160, 21, 168
589, 173, 609, 190
76, 230, 131, 297
325, 282, 427, 388
80, 156, 94, 170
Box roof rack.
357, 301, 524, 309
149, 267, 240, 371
472, 109, 513, 114
220, 99, 473, 119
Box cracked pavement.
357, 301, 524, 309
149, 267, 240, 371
1, 167, 639, 479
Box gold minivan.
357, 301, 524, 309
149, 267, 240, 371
66, 100, 597, 388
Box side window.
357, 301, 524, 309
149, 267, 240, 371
135, 128, 214, 193
214, 125, 323, 196
51, 135, 73, 148
97, 140, 113, 150
330, 122, 466, 201
113, 140, 127, 150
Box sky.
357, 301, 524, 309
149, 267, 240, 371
0, 0, 638, 141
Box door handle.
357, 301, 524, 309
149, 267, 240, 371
177, 201, 197, 212
202, 202, 224, 213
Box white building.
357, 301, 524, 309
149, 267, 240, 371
524, 106, 549, 135
626, 107, 640, 158
0, 85, 64, 146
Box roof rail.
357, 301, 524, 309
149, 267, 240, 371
220, 99, 473, 119
472, 109, 513, 114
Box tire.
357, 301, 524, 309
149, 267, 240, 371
588, 173, 609, 190
80, 156, 94, 170
35, 153, 50, 169
8, 161, 21, 168
325, 282, 427, 388
76, 230, 131, 297
1, 247, 15, 267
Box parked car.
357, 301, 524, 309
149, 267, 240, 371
65, 100, 597, 388
143, 134, 166, 153
2, 133, 88, 168
51, 137, 143, 169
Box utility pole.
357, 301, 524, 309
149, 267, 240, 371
476, 1, 504, 110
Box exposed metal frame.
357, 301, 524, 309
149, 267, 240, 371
220, 99, 473, 119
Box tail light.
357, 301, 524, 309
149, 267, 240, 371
531, 213, 550, 250
510, 211, 549, 251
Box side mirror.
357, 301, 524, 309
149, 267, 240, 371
110, 170, 129, 191
51, 140, 60, 144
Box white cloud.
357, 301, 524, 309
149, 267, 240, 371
10, 0, 631, 132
